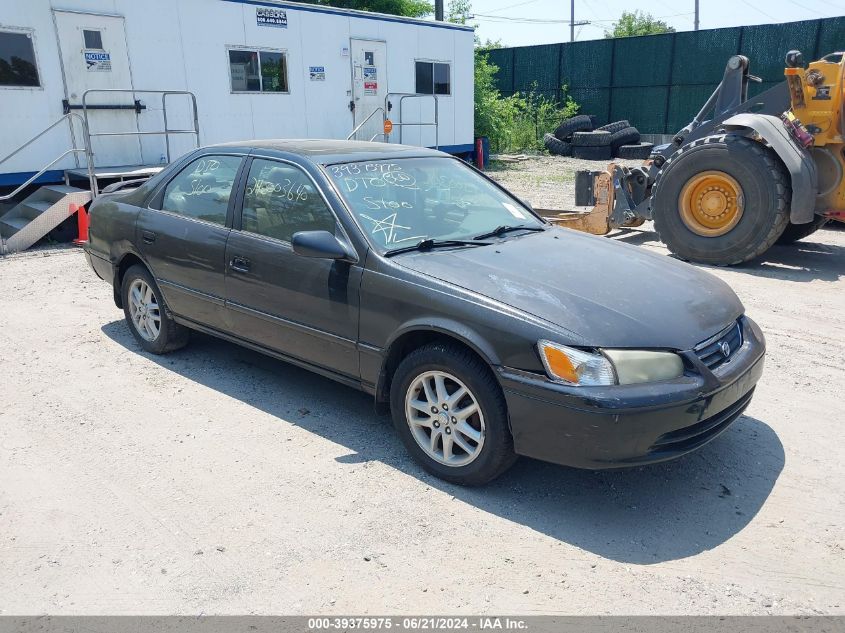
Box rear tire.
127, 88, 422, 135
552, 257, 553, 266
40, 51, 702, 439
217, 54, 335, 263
776, 215, 829, 244
572, 145, 613, 161
571, 130, 611, 147
608, 126, 641, 150
543, 133, 572, 156
121, 265, 189, 354
616, 142, 654, 159
553, 115, 594, 141
390, 343, 517, 486
652, 134, 790, 265
597, 120, 630, 134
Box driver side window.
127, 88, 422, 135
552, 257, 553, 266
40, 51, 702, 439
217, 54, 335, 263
241, 158, 336, 242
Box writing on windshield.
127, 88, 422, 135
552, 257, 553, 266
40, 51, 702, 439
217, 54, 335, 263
327, 157, 540, 251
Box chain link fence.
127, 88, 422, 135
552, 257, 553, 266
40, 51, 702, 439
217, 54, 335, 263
487, 17, 845, 135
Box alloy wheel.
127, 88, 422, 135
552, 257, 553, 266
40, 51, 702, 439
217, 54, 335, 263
128, 278, 161, 342
404, 370, 486, 467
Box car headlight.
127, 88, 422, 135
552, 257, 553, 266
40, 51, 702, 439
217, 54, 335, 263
538, 341, 684, 386
602, 349, 684, 385
537, 340, 616, 386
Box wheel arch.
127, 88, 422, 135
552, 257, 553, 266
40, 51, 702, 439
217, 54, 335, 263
721, 113, 818, 224
113, 250, 149, 309
375, 321, 501, 407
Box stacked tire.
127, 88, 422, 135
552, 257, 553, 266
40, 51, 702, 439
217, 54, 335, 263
544, 115, 655, 160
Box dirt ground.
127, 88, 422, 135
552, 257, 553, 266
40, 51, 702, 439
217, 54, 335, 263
1, 161, 844, 614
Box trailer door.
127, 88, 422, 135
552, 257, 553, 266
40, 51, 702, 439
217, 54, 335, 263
350, 39, 387, 142
53, 10, 142, 168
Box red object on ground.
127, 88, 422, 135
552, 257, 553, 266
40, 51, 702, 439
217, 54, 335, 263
475, 137, 484, 170
72, 203, 89, 245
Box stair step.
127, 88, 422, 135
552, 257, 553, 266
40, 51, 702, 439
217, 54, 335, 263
40, 184, 89, 195
0, 216, 29, 238
18, 200, 53, 221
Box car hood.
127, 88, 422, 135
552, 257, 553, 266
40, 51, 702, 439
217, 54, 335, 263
393, 227, 744, 350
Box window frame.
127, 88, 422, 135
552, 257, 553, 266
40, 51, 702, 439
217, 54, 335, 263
226, 45, 290, 95
150, 153, 246, 228
414, 59, 451, 96
0, 27, 43, 90
235, 155, 353, 250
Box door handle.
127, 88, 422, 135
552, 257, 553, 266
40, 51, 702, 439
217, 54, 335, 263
141, 230, 156, 244
229, 255, 251, 273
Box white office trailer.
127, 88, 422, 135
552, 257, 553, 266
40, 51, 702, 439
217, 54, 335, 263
0, 0, 475, 190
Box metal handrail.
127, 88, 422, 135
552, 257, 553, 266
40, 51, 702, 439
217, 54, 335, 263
0, 112, 92, 202
82, 88, 200, 196
0, 149, 87, 202
347, 107, 384, 140
383, 93, 439, 148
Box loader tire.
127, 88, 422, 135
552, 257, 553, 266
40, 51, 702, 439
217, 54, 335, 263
572, 145, 613, 161
616, 142, 654, 159
597, 120, 630, 134
609, 126, 641, 150
571, 130, 612, 147
651, 134, 790, 266
543, 133, 571, 156
553, 115, 594, 141
776, 215, 829, 244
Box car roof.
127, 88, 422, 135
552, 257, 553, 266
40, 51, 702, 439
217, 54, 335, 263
207, 139, 449, 165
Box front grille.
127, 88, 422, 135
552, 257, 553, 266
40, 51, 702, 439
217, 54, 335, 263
649, 388, 754, 455
694, 320, 742, 371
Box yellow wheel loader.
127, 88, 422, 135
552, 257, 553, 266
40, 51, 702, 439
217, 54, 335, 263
557, 50, 845, 266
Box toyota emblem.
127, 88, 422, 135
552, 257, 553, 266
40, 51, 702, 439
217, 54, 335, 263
720, 341, 731, 357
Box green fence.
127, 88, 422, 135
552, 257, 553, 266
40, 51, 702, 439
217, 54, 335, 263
486, 17, 845, 135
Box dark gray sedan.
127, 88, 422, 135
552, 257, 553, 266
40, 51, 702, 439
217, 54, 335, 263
85, 140, 765, 485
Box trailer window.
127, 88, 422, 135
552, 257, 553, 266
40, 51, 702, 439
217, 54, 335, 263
0, 30, 40, 88
415, 61, 450, 96
228, 48, 288, 93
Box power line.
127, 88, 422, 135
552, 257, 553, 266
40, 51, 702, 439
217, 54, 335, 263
736, 0, 778, 21
785, 0, 832, 16
472, 11, 693, 24
482, 0, 544, 16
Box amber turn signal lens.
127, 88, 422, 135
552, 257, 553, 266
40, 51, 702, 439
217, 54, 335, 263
541, 345, 579, 383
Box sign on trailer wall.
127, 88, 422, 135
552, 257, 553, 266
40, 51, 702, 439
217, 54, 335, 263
256, 7, 287, 28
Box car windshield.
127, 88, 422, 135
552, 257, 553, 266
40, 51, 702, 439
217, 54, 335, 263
325, 157, 544, 252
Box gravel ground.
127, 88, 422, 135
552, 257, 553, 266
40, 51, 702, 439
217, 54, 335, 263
1, 197, 844, 614
486, 154, 643, 210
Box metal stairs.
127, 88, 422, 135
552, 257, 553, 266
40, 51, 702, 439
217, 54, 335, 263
0, 185, 92, 255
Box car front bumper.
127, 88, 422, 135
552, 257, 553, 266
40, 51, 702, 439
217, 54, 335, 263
497, 316, 766, 469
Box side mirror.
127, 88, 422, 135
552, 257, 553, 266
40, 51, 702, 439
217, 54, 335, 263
292, 230, 356, 262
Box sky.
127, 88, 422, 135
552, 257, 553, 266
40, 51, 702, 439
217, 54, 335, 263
466, 0, 845, 47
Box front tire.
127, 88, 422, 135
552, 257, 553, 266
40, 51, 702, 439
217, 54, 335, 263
121, 265, 189, 354
390, 343, 517, 485
776, 215, 829, 244
652, 134, 790, 265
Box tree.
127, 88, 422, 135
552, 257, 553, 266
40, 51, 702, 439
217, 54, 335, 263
605, 11, 675, 38
289, 0, 433, 18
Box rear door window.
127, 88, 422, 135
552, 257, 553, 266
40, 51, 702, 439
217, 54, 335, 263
159, 155, 242, 226
240, 158, 336, 242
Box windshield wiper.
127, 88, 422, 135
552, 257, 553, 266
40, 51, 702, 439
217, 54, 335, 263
472, 224, 546, 241
384, 238, 492, 257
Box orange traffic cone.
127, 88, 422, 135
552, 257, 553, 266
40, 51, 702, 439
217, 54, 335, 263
72, 203, 89, 245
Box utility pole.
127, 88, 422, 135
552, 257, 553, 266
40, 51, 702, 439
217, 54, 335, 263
569, 0, 589, 42
694, 0, 700, 30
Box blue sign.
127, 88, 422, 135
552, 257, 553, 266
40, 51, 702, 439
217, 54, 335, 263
84, 51, 111, 71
